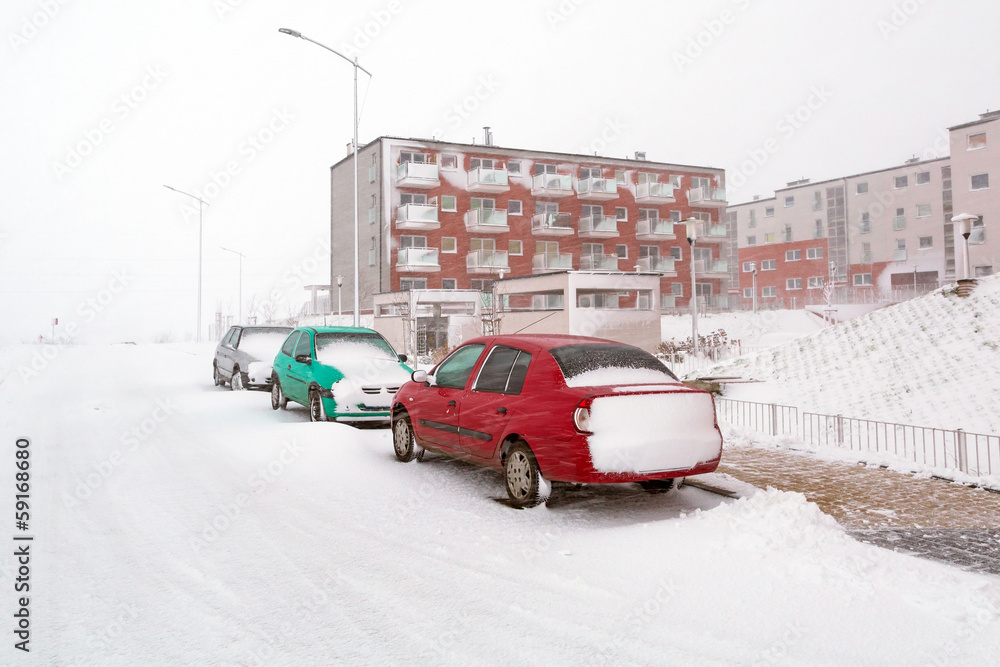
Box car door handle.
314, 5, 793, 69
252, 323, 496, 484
287, 364, 291, 370
496, 407, 507, 414
447, 400, 457, 407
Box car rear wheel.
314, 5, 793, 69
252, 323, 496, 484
308, 389, 326, 422
213, 364, 224, 387
230, 367, 244, 391
504, 442, 548, 508
271, 379, 287, 410
392, 413, 424, 462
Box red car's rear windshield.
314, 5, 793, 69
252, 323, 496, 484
548, 343, 678, 383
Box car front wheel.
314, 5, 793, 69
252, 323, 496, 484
308, 389, 326, 422
392, 413, 424, 462
504, 442, 548, 509
230, 367, 244, 391
271, 379, 287, 410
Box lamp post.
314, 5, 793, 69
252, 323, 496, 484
336, 274, 343, 321
751, 262, 758, 314
951, 213, 978, 280
164, 184, 208, 342
220, 246, 246, 323
684, 218, 699, 358
279, 28, 371, 328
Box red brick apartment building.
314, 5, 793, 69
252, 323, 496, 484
329, 134, 732, 313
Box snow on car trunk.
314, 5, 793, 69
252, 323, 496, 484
587, 390, 722, 473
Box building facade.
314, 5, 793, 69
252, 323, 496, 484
330, 135, 730, 317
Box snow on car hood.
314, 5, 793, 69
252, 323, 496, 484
320, 344, 411, 409
587, 392, 722, 474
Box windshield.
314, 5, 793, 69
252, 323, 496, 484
314, 332, 399, 365
548, 343, 678, 387
236, 328, 293, 362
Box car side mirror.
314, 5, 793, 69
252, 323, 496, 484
398, 354, 408, 363
294, 354, 312, 365
411, 370, 428, 384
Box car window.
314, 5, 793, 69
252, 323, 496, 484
434, 343, 486, 390
280, 332, 300, 357
293, 332, 313, 359
314, 331, 399, 364
473, 345, 532, 394
230, 328, 243, 348
549, 343, 678, 385
222, 328, 237, 347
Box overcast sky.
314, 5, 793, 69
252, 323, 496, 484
2, 0, 998, 343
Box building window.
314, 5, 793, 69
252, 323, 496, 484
785, 249, 802, 262
400, 193, 426, 206
670, 246, 682, 261
895, 238, 907, 262
807, 276, 824, 289
368, 164, 376, 183
742, 262, 756, 273
916, 171, 930, 185
970, 217, 986, 245
400, 278, 427, 290
856, 181, 868, 194
861, 242, 872, 264
369, 237, 377, 266
782, 224, 793, 242
638, 209, 659, 223
764, 233, 776, 244
441, 237, 457, 253
669, 174, 683, 188
399, 151, 428, 164
743, 287, 754, 298
747, 235, 757, 246
919, 236, 933, 249
669, 210, 683, 223
893, 208, 906, 230
440, 154, 457, 170
860, 212, 871, 234
508, 200, 522, 216
814, 219, 824, 239
748, 209, 757, 227
761, 286, 777, 297
786, 278, 802, 290
671, 283, 683, 296
806, 247, 823, 260
615, 244, 628, 259
400, 235, 427, 249
917, 204, 931, 218
784, 196, 795, 207
975, 265, 994, 277
969, 133, 987, 150
442, 278, 457, 290
470, 279, 492, 292
761, 259, 776, 271
470, 157, 495, 170
508, 240, 522, 256
765, 207, 775, 217
894, 175, 908, 189
971, 173, 990, 190
812, 191, 822, 211
615, 169, 626, 184
508, 161, 521, 176
615, 207, 628, 222
441, 195, 457, 212
853, 273, 873, 286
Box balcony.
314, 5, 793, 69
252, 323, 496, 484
396, 247, 440, 272
694, 258, 729, 276
467, 167, 509, 193
578, 214, 619, 238
532, 252, 573, 273
395, 204, 439, 231
635, 256, 676, 276
466, 249, 509, 274
531, 212, 574, 236
395, 161, 439, 188
580, 254, 620, 271
687, 186, 727, 207
531, 173, 574, 197
577, 177, 618, 201
698, 223, 729, 243
635, 181, 675, 203
464, 208, 509, 233
635, 218, 676, 241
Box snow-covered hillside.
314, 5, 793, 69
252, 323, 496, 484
661, 309, 826, 347
1, 342, 999, 664
710, 274, 1000, 435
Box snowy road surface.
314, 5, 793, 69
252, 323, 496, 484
1, 343, 999, 665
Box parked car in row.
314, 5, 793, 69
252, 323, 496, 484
271, 326, 412, 425
391, 334, 724, 508
214, 325, 293, 390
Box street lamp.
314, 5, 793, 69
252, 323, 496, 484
220, 246, 246, 323
336, 274, 343, 321
751, 262, 758, 314
163, 184, 208, 342
279, 27, 372, 328
951, 213, 978, 280
684, 218, 699, 358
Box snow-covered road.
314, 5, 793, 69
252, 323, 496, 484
1, 343, 999, 665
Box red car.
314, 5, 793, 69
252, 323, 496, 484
391, 334, 723, 508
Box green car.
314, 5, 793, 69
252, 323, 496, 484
270, 326, 412, 425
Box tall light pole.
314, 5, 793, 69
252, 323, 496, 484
684, 218, 699, 358
751, 262, 758, 314
164, 184, 208, 342
279, 27, 372, 328
220, 246, 246, 323
336, 274, 343, 321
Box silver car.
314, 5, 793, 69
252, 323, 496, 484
213, 326, 293, 390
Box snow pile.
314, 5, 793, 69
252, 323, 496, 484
587, 392, 722, 472
565, 366, 676, 387
706, 274, 1000, 435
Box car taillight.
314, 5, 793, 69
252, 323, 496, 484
573, 398, 593, 433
